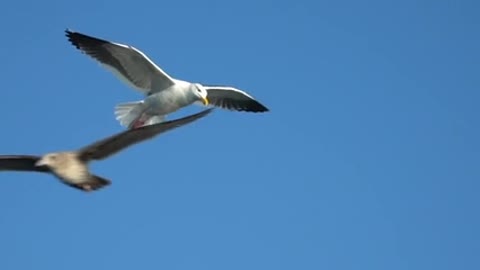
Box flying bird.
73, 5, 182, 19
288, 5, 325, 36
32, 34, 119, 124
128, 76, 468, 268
0, 109, 213, 192
65, 29, 269, 129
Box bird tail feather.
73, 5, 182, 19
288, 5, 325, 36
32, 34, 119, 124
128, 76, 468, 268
114, 101, 146, 128
69, 175, 111, 192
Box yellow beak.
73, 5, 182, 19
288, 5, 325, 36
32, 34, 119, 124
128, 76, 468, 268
202, 97, 209, 106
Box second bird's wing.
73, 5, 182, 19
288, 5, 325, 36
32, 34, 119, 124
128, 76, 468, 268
78, 109, 214, 161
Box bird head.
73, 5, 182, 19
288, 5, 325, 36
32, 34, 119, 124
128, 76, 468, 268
35, 153, 60, 167
192, 83, 209, 106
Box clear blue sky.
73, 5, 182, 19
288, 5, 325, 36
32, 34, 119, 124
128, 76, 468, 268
0, 0, 478, 269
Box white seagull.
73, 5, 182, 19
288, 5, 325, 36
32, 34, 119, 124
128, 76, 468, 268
65, 29, 269, 129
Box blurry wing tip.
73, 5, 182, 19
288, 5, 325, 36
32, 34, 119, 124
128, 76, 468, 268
199, 108, 215, 116
65, 29, 76, 38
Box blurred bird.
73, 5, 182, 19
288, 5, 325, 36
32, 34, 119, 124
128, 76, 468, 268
0, 109, 213, 192
65, 29, 268, 129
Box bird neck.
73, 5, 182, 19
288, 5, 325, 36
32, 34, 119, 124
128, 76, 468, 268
168, 87, 198, 107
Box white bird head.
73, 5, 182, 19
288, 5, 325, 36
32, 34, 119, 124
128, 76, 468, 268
192, 83, 209, 106
36, 153, 60, 167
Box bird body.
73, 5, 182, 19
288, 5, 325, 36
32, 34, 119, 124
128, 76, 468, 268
116, 80, 199, 128
65, 30, 269, 129
35, 152, 104, 191
40, 152, 88, 182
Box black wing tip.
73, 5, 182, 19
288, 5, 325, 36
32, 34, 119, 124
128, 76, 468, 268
241, 100, 269, 113
251, 101, 269, 112
64, 29, 110, 49
65, 28, 82, 48
169, 108, 215, 124
65, 28, 78, 40
195, 107, 215, 117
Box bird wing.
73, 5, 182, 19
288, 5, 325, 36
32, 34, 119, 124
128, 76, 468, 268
0, 155, 50, 173
203, 86, 269, 112
78, 108, 214, 161
65, 29, 175, 95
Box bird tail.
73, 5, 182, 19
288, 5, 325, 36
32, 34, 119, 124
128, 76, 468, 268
114, 101, 147, 128
70, 175, 111, 192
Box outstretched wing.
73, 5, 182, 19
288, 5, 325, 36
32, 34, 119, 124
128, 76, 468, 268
204, 86, 269, 112
65, 29, 175, 94
78, 109, 214, 161
0, 155, 50, 173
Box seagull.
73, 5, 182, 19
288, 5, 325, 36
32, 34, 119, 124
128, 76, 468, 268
0, 109, 213, 192
65, 29, 269, 129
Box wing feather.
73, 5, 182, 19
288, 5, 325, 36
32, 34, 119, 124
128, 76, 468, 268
78, 109, 214, 161
0, 155, 50, 173
65, 29, 175, 94
204, 86, 269, 112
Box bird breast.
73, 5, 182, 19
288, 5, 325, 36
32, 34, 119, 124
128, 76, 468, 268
50, 153, 89, 184
145, 86, 196, 114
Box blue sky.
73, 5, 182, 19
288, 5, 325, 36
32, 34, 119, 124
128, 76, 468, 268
0, 0, 478, 269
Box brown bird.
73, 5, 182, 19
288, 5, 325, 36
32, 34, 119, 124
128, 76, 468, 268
0, 109, 213, 192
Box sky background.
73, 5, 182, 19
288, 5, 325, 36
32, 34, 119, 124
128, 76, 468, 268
0, 0, 478, 269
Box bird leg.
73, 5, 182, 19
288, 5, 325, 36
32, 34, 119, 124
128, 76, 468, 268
128, 113, 151, 129
131, 120, 147, 129
82, 184, 93, 192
